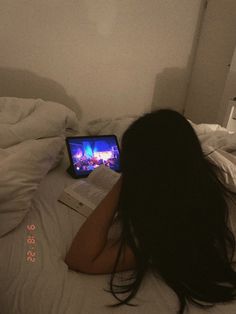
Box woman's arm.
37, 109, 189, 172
65, 178, 136, 274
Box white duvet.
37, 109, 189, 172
1, 102, 236, 314
0, 97, 79, 148
0, 97, 79, 237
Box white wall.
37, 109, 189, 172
220, 47, 236, 126
0, 0, 202, 124
184, 0, 236, 124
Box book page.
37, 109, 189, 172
59, 191, 93, 217
87, 165, 120, 191
61, 165, 120, 210
64, 179, 107, 210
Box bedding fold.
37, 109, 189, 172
0, 97, 79, 148
0, 97, 79, 237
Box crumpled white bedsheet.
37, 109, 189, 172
0, 97, 79, 237
0, 97, 79, 148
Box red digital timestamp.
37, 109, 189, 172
26, 224, 36, 263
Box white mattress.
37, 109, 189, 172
1, 152, 236, 314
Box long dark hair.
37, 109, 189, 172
108, 109, 236, 314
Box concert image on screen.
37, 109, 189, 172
68, 136, 120, 176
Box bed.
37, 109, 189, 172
0, 97, 236, 314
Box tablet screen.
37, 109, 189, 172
66, 135, 121, 177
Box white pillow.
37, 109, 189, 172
0, 137, 64, 237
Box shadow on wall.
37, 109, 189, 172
218, 70, 236, 126
151, 67, 190, 113
0, 67, 82, 119
151, 1, 206, 114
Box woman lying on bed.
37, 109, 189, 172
65, 109, 236, 314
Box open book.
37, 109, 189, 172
58, 165, 120, 217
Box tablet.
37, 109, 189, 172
66, 135, 121, 178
